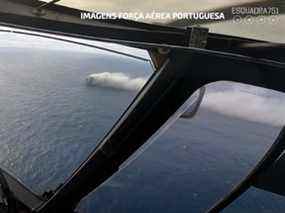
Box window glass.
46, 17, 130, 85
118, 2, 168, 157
77, 82, 285, 212
0, 31, 153, 194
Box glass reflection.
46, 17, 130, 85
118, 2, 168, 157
78, 82, 285, 212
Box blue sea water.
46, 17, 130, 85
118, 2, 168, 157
0, 47, 284, 212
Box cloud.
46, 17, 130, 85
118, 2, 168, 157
201, 89, 285, 127
86, 72, 285, 126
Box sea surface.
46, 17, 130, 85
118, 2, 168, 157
0, 46, 285, 213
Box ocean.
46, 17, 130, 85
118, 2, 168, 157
0, 45, 284, 213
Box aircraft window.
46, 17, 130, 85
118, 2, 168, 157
77, 82, 285, 212
42, 1, 284, 43
0, 31, 153, 195
1, 27, 285, 212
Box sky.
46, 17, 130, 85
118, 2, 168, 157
0, 26, 150, 59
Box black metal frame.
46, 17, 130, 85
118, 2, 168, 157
33, 48, 285, 212
1, 0, 284, 62
207, 127, 285, 212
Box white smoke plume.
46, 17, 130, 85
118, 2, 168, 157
86, 72, 147, 91
201, 90, 285, 127
86, 72, 285, 127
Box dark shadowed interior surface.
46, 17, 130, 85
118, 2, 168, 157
0, 31, 285, 212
